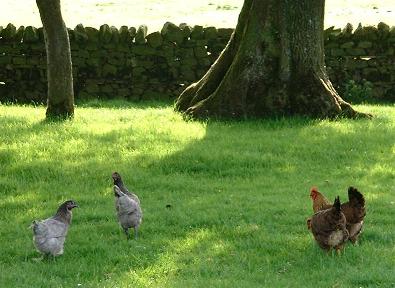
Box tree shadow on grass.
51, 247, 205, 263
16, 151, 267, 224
0, 107, 394, 287
117, 115, 394, 286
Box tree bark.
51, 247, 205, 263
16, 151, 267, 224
175, 0, 371, 119
36, 0, 74, 119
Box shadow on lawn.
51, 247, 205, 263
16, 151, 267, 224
110, 116, 393, 285
1, 108, 394, 286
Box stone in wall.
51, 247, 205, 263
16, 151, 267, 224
85, 27, 99, 42
15, 26, 25, 42
191, 25, 204, 40
23, 26, 39, 43
179, 23, 192, 38
161, 22, 184, 45
204, 27, 218, 40
74, 24, 88, 42
99, 24, 113, 43
119, 26, 133, 43
146, 32, 163, 48
135, 25, 148, 44
1, 23, 17, 40
110, 26, 119, 44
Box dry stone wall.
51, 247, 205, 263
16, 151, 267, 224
0, 22, 394, 103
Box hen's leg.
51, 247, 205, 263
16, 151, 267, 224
124, 228, 131, 240
32, 255, 45, 262
334, 243, 345, 255
39, 253, 55, 262
134, 227, 138, 240
349, 235, 359, 244
349, 227, 362, 244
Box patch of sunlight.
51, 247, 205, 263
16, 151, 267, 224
369, 163, 394, 175
0, 105, 45, 121
235, 223, 260, 235
3, 191, 39, 206
365, 193, 379, 201
1, 105, 207, 169
3, 198, 47, 224
113, 229, 214, 286
60, 138, 89, 155
7, 136, 73, 163
74, 106, 206, 145
80, 123, 123, 136
315, 121, 357, 133
211, 240, 229, 255
76, 112, 129, 136
277, 163, 296, 173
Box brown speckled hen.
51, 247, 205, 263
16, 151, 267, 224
310, 196, 349, 253
310, 186, 332, 213
341, 187, 366, 244
307, 186, 366, 244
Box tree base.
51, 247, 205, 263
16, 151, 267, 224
337, 102, 372, 119
46, 103, 74, 120
176, 68, 372, 120
175, 0, 372, 120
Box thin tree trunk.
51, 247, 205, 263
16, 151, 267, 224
175, 0, 371, 119
36, 0, 74, 119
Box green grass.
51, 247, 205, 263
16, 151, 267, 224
0, 102, 394, 287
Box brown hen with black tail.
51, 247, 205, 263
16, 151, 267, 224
310, 196, 349, 253
341, 187, 366, 244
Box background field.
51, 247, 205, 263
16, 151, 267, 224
1, 0, 394, 31
0, 102, 394, 287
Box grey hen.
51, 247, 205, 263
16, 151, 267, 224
113, 183, 142, 240
112, 172, 140, 205
31, 200, 78, 257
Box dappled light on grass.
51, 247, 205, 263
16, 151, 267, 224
1, 104, 207, 176
0, 102, 394, 287
1, 190, 46, 224
123, 229, 215, 286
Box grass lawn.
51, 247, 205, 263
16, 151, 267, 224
0, 102, 394, 287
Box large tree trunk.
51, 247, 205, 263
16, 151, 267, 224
36, 0, 74, 119
175, 0, 371, 119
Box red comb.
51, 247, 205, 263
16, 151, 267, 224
310, 186, 318, 193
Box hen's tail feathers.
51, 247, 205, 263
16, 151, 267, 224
333, 196, 341, 212
348, 186, 365, 207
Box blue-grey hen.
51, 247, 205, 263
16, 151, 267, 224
31, 200, 78, 257
112, 172, 142, 239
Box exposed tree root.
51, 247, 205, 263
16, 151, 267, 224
175, 0, 372, 120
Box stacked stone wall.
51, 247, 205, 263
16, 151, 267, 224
0, 22, 394, 103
